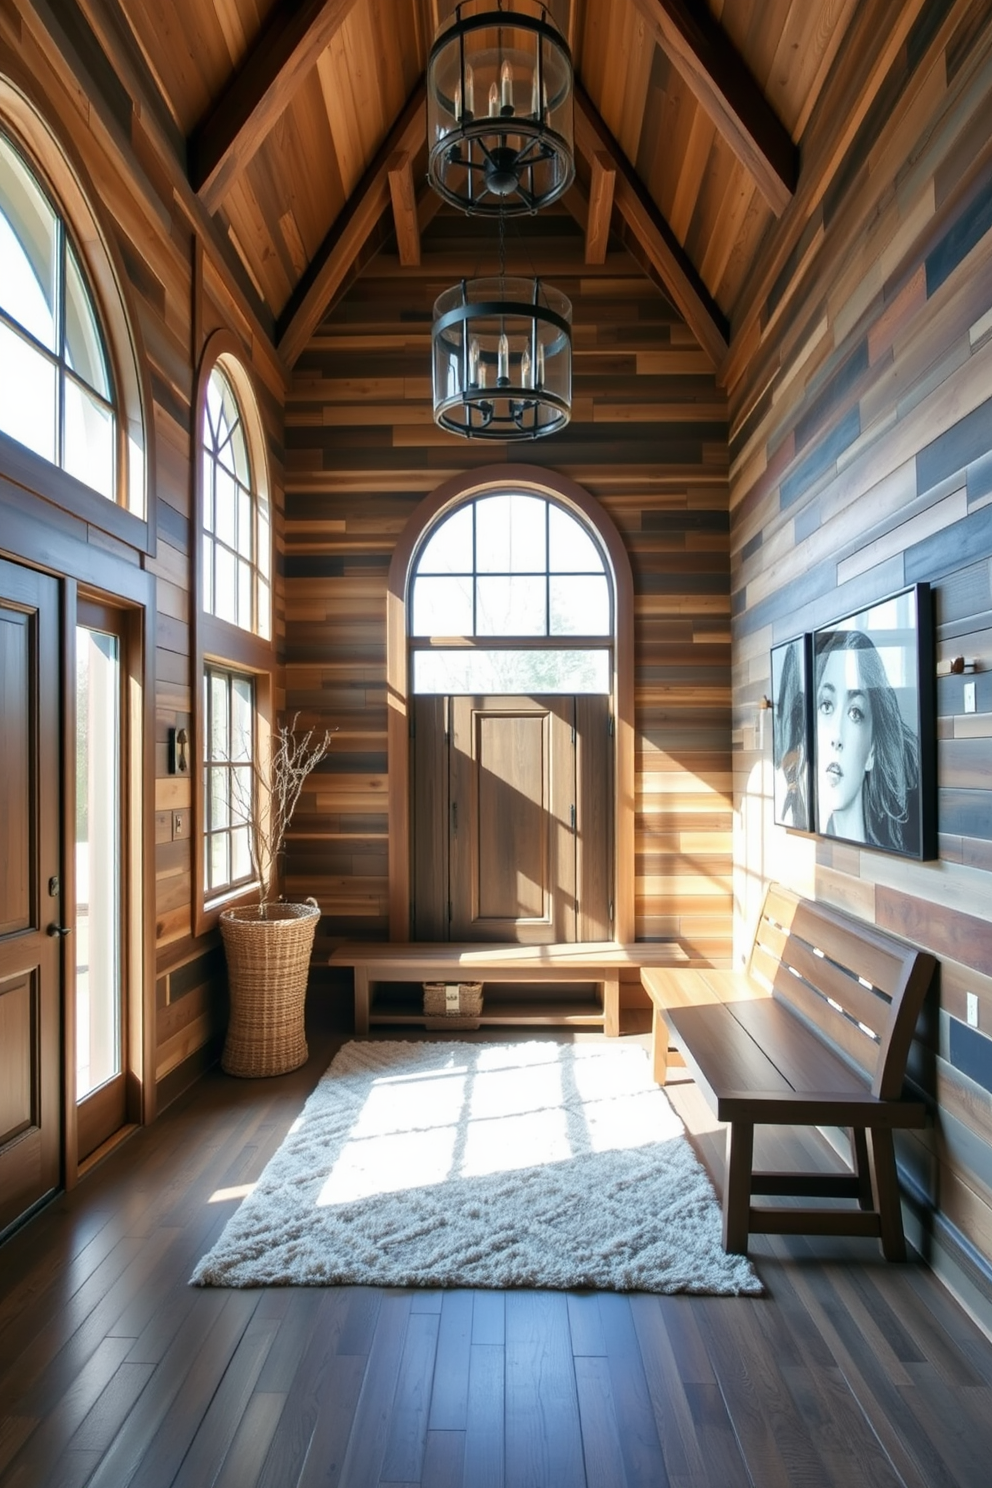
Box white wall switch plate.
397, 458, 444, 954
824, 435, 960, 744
967, 992, 979, 1028
964, 681, 976, 713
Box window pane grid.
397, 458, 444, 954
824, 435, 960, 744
204, 666, 255, 896
0, 304, 60, 365
202, 365, 269, 637
410, 495, 613, 640
410, 494, 614, 695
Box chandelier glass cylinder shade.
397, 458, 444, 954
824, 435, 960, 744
427, 1, 574, 215
432, 276, 572, 440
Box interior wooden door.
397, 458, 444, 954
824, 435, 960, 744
449, 696, 576, 943
412, 692, 615, 943
0, 558, 62, 1236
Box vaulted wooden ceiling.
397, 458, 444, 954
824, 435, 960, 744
109, 0, 868, 374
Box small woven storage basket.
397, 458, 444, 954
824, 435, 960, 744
219, 899, 320, 1077
422, 980, 483, 1029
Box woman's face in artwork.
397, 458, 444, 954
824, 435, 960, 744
816, 644, 875, 822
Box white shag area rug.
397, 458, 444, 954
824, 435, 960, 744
191, 1039, 761, 1295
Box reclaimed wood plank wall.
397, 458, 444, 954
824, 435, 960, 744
0, 2, 285, 1109
283, 207, 733, 981
729, 0, 992, 1278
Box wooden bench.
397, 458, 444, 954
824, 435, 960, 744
641, 886, 935, 1260
329, 941, 697, 1037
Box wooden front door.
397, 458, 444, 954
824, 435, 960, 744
0, 558, 62, 1235
412, 694, 613, 943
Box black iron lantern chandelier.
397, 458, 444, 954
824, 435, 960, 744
432, 273, 571, 439
427, 0, 575, 215
428, 2, 574, 440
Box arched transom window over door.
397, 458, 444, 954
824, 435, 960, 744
409, 490, 612, 695
388, 469, 635, 947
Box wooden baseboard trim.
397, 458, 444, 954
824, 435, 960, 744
78, 1123, 139, 1180
902, 1171, 992, 1345
156, 1035, 224, 1111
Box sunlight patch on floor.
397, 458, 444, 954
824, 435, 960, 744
313, 1042, 688, 1204
208, 1183, 257, 1203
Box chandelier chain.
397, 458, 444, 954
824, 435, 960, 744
428, 0, 573, 439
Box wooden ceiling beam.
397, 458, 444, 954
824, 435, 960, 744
388, 152, 422, 267
584, 151, 615, 265
189, 0, 362, 213
574, 86, 728, 367
278, 80, 427, 366
629, 0, 797, 216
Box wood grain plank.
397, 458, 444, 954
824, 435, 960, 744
427, 1290, 473, 1431
504, 1293, 585, 1488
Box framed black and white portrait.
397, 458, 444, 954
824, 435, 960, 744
771, 634, 812, 831
812, 584, 935, 859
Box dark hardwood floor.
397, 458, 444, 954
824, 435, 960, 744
2, 1002, 992, 1488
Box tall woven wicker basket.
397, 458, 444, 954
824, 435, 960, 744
219, 899, 320, 1077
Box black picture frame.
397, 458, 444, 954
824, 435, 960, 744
811, 583, 935, 860
771, 634, 813, 831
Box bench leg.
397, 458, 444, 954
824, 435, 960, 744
849, 1127, 874, 1210
723, 1121, 754, 1254
353, 966, 370, 1037
867, 1128, 907, 1262
650, 1005, 669, 1085
603, 978, 620, 1038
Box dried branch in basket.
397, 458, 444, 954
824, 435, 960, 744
235, 713, 335, 913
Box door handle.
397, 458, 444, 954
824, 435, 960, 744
47, 924, 71, 938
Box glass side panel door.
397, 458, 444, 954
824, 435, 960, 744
75, 604, 126, 1159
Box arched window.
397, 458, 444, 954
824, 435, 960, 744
409, 490, 613, 694
0, 127, 116, 499
201, 361, 271, 638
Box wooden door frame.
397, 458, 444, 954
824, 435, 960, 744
386, 464, 635, 943
0, 479, 156, 1190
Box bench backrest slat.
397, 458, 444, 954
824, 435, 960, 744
749, 886, 935, 1099
763, 887, 913, 995
754, 920, 890, 1038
